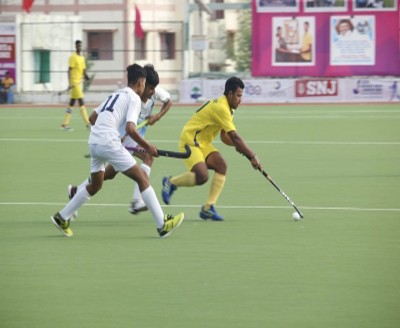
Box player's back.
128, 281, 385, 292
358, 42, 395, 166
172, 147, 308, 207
89, 87, 141, 145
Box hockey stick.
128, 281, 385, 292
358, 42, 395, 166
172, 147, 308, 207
84, 120, 149, 159
136, 119, 148, 129
125, 144, 191, 159
245, 154, 304, 218
57, 80, 82, 96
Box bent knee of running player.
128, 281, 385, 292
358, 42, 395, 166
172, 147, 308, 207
206, 151, 227, 175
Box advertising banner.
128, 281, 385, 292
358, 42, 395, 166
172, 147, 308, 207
179, 79, 295, 103
252, 0, 400, 77
179, 78, 400, 103
345, 79, 400, 102
0, 20, 16, 81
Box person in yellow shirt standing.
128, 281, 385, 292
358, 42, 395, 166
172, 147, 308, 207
61, 40, 91, 131
161, 77, 261, 221
1, 71, 14, 104
300, 21, 313, 62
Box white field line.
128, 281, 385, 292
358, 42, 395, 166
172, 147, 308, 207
2, 115, 400, 120
1, 138, 399, 146
0, 202, 399, 213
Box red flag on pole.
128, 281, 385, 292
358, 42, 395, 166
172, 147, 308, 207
135, 5, 144, 40
22, 0, 35, 13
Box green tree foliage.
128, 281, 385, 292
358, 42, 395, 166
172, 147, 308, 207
83, 57, 95, 92
234, 7, 251, 72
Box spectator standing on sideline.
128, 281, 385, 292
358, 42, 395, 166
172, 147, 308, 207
61, 40, 91, 131
1, 71, 14, 104
51, 63, 184, 238
161, 76, 261, 221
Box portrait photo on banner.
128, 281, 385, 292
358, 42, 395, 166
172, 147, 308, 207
256, 0, 299, 13
272, 16, 315, 67
330, 15, 375, 66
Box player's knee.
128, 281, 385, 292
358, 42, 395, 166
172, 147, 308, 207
137, 176, 150, 191
86, 182, 102, 196
213, 157, 227, 175
104, 169, 117, 181
143, 154, 153, 166
195, 172, 209, 185
217, 160, 227, 174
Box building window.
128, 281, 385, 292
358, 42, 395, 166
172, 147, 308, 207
226, 31, 235, 59
212, 0, 224, 20
33, 50, 50, 83
135, 34, 146, 60
87, 31, 113, 60
160, 32, 175, 60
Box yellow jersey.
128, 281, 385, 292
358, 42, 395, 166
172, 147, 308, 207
1, 76, 14, 89
68, 52, 86, 85
180, 95, 236, 147
301, 32, 313, 61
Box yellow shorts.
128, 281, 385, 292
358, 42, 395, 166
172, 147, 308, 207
70, 84, 84, 99
179, 142, 218, 171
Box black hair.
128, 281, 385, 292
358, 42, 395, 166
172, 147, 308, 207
144, 64, 159, 87
224, 76, 245, 96
126, 63, 147, 85
75, 40, 82, 46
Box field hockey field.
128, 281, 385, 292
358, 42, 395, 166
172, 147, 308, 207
0, 103, 399, 328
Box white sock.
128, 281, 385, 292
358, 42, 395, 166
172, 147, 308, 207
141, 186, 164, 228
60, 186, 91, 220
77, 177, 90, 191
133, 164, 151, 202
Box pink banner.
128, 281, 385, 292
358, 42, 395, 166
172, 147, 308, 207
252, 0, 400, 77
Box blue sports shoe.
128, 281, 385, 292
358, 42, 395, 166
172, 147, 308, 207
162, 176, 177, 205
199, 205, 224, 221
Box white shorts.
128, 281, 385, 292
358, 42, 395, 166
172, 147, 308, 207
89, 143, 137, 173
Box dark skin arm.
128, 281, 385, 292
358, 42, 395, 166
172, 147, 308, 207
125, 122, 158, 157
89, 111, 98, 125
89, 111, 157, 156
227, 130, 261, 170
146, 99, 172, 126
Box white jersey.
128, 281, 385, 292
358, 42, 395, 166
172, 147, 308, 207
120, 86, 170, 147
89, 87, 141, 145
137, 86, 170, 125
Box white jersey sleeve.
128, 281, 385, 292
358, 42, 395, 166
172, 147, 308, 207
138, 86, 171, 124
155, 86, 170, 103
89, 87, 141, 145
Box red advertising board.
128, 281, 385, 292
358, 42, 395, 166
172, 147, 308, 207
0, 20, 16, 81
295, 79, 339, 97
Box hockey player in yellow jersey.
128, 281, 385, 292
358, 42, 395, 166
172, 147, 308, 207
61, 40, 91, 131
162, 77, 261, 220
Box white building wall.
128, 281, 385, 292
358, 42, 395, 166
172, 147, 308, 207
18, 14, 81, 92
1, 0, 244, 102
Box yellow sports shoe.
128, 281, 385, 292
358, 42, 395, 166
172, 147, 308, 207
157, 212, 185, 238
51, 212, 73, 237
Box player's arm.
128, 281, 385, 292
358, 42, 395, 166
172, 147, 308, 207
67, 67, 72, 88
83, 68, 90, 81
125, 121, 158, 157
227, 130, 261, 170
147, 87, 172, 125
147, 99, 172, 125
89, 111, 98, 125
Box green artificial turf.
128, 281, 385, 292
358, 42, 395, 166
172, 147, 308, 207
0, 104, 399, 328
